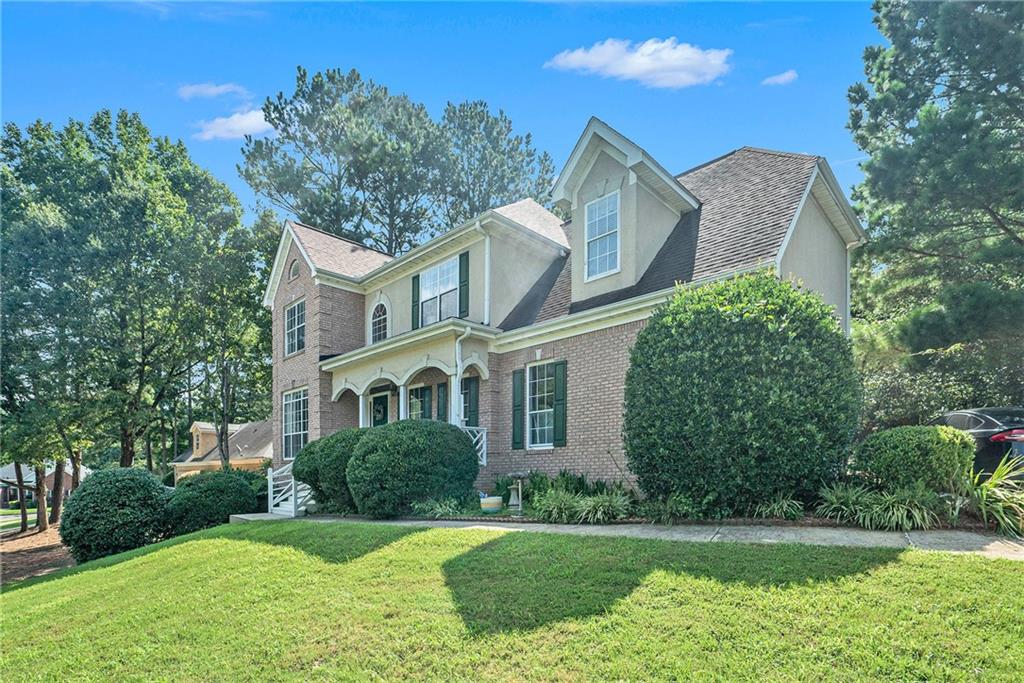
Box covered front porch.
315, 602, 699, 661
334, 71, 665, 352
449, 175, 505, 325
321, 320, 497, 465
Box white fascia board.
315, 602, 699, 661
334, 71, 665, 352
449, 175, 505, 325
262, 223, 323, 308
815, 159, 867, 245
319, 319, 500, 372
551, 117, 700, 211
493, 263, 766, 353
774, 166, 819, 274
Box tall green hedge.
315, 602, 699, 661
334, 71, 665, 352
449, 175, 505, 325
623, 271, 861, 515
293, 428, 366, 511
852, 425, 975, 492
346, 420, 478, 518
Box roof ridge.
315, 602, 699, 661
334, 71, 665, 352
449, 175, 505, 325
675, 148, 742, 178
289, 220, 394, 257
736, 146, 821, 161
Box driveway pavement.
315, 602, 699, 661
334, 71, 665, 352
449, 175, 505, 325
230, 513, 1024, 561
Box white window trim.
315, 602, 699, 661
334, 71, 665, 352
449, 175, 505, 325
583, 190, 621, 283
408, 384, 432, 420
525, 360, 557, 450
281, 386, 308, 461
418, 255, 460, 327
369, 390, 390, 426
288, 260, 300, 281
369, 300, 390, 344
284, 299, 306, 357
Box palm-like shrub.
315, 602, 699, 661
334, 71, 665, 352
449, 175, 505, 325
955, 455, 1024, 536
853, 425, 974, 493
346, 420, 478, 519
60, 469, 170, 562
624, 271, 860, 515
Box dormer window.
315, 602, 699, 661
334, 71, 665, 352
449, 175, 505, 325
288, 260, 300, 280
370, 303, 388, 343
585, 191, 620, 281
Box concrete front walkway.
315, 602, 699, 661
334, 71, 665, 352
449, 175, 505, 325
230, 513, 1024, 561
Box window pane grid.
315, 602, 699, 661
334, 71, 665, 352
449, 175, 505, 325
409, 387, 431, 420
419, 256, 459, 325
282, 388, 308, 460
371, 304, 388, 343
527, 363, 556, 448
285, 300, 305, 355
585, 193, 619, 279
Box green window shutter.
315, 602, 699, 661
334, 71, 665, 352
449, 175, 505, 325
553, 361, 567, 447
511, 369, 525, 450
463, 377, 479, 427
411, 274, 420, 330
436, 382, 447, 422
458, 251, 469, 318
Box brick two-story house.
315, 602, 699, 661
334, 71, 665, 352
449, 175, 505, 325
263, 118, 865, 498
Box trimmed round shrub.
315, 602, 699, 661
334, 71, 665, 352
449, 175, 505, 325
292, 440, 329, 503
346, 420, 478, 518
60, 468, 170, 563
166, 470, 257, 535
317, 428, 366, 511
623, 271, 861, 516
853, 425, 975, 493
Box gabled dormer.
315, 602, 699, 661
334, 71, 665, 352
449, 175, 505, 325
551, 118, 700, 301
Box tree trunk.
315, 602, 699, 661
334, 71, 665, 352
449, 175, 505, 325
71, 449, 82, 489
146, 431, 153, 472
34, 464, 49, 532
119, 426, 136, 467
14, 463, 28, 533
171, 398, 179, 462
219, 356, 231, 470
49, 461, 65, 524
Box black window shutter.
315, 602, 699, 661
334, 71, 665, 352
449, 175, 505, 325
511, 369, 525, 449
553, 361, 567, 447
437, 382, 447, 422
411, 274, 420, 329
422, 387, 432, 421
458, 251, 469, 318
463, 376, 479, 427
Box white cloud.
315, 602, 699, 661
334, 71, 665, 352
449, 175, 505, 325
544, 37, 732, 89
194, 109, 271, 141
177, 82, 250, 100
761, 69, 799, 86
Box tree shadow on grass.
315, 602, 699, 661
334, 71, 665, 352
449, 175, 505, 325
442, 531, 905, 634
2, 520, 422, 593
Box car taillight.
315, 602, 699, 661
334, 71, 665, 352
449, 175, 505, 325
990, 429, 1024, 443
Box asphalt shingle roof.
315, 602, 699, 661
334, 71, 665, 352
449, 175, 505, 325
289, 221, 394, 278
507, 147, 819, 328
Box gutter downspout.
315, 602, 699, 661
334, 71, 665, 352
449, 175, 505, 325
454, 325, 472, 425
482, 224, 491, 326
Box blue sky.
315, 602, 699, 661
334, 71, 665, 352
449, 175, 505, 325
3, 2, 881, 219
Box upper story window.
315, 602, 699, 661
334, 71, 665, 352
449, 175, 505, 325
370, 303, 388, 343
288, 260, 300, 280
284, 300, 305, 356
585, 191, 620, 281
419, 256, 459, 326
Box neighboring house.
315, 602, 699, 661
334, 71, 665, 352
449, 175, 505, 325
0, 461, 91, 508
171, 421, 273, 483
264, 118, 865, 488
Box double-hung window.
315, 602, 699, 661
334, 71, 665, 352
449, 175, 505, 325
284, 300, 305, 355
409, 386, 432, 420
282, 387, 308, 460
419, 257, 459, 326
527, 363, 557, 448
585, 191, 619, 280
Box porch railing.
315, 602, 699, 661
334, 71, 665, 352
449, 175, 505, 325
267, 462, 312, 517
461, 426, 487, 466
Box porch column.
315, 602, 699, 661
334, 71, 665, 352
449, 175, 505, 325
358, 393, 367, 428
398, 384, 409, 419
448, 374, 460, 426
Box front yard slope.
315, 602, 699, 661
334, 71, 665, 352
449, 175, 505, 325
2, 521, 1022, 681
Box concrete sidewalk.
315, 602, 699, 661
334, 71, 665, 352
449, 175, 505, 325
230, 512, 1024, 561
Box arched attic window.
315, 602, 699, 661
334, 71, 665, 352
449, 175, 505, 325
371, 303, 388, 343
288, 260, 300, 280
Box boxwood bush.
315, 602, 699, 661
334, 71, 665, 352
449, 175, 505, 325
346, 420, 478, 518
852, 425, 975, 493
293, 429, 366, 511
623, 271, 861, 516
59, 468, 170, 562
166, 470, 257, 535
292, 440, 329, 503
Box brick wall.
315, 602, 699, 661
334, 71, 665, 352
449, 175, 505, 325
479, 320, 647, 488
271, 242, 365, 466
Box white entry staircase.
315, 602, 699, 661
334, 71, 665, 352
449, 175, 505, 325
267, 462, 313, 517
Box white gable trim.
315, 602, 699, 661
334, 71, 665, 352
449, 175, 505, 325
551, 117, 700, 213
262, 224, 312, 308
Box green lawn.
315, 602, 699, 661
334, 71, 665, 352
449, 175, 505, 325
2, 521, 1021, 681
